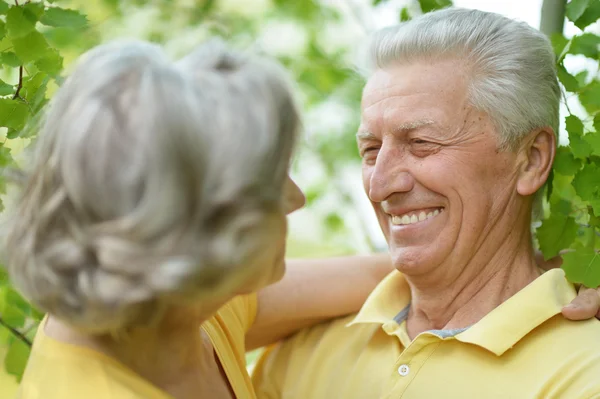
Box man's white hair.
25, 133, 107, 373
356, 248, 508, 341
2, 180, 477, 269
2, 39, 300, 333
367, 7, 560, 150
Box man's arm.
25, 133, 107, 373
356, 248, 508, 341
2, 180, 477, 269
246, 254, 392, 350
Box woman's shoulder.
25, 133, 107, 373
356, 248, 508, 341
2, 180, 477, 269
16, 318, 172, 399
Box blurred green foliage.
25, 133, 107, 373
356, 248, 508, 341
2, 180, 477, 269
0, 0, 598, 394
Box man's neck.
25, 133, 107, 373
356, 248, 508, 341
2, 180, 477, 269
404, 223, 541, 340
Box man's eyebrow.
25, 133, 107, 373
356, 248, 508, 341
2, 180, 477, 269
356, 131, 376, 141
356, 120, 435, 141
391, 119, 435, 133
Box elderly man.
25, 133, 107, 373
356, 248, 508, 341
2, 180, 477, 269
252, 8, 600, 398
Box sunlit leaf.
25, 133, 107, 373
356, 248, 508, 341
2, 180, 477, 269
574, 0, 600, 30
557, 64, 580, 92
4, 338, 30, 380
35, 48, 63, 76
569, 33, 600, 59
566, 0, 590, 22
0, 99, 28, 131
1, 52, 22, 68
579, 80, 600, 114
566, 115, 592, 158
418, 0, 452, 13
6, 5, 37, 38
562, 249, 600, 288
0, 79, 13, 96
12, 30, 50, 63
40, 7, 88, 29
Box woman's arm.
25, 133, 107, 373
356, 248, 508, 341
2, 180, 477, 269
246, 254, 392, 350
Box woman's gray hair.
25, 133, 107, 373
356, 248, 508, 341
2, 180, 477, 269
2, 39, 300, 333
366, 7, 560, 150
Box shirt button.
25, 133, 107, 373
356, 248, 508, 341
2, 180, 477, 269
398, 364, 410, 376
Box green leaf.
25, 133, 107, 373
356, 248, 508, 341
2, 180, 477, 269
325, 213, 344, 232
418, 0, 452, 13
584, 130, 600, 156
0, 79, 13, 96
566, 0, 590, 22
373, 0, 384, 4
40, 7, 88, 29
566, 115, 592, 158
551, 34, 571, 61
13, 30, 50, 63
34, 48, 63, 76
21, 72, 49, 114
0, 20, 5, 42
0, 2, 8, 15
580, 80, 600, 114
557, 64, 580, 92
572, 163, 600, 214
575, 70, 589, 87
554, 146, 582, 175
400, 7, 411, 21
569, 33, 600, 59
537, 213, 579, 259
23, 3, 45, 20
4, 338, 30, 380
6, 5, 37, 38
562, 249, 600, 288
1, 52, 21, 67
0, 145, 13, 167
0, 99, 28, 130
574, 0, 600, 30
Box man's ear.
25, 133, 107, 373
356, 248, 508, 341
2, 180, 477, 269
516, 127, 556, 196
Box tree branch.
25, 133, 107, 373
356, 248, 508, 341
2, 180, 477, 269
540, 0, 566, 37
0, 317, 32, 347
12, 66, 23, 100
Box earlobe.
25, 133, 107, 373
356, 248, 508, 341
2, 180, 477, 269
516, 127, 556, 196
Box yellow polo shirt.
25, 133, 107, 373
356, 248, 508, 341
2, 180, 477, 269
17, 294, 258, 399
253, 269, 600, 398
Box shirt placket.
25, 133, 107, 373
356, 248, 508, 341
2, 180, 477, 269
381, 329, 442, 399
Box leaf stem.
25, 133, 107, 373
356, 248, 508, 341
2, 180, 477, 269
12, 66, 23, 100
0, 317, 32, 347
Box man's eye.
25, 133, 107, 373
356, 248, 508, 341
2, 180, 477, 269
361, 147, 379, 156
412, 139, 429, 145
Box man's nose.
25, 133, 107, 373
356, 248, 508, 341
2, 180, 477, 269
367, 146, 415, 203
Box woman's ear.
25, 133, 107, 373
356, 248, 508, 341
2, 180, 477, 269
516, 127, 556, 196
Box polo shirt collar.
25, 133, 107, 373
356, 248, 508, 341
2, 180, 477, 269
348, 268, 577, 356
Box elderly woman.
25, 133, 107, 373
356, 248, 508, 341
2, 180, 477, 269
2, 38, 598, 399
1, 40, 392, 399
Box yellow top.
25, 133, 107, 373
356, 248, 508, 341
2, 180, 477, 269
253, 269, 600, 399
16, 294, 258, 399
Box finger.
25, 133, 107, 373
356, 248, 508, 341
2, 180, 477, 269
562, 287, 600, 321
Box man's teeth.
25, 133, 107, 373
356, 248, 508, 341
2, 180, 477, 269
391, 209, 441, 226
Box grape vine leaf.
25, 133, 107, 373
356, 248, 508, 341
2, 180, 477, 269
4, 339, 30, 380
572, 163, 600, 215
1, 52, 21, 67
0, 99, 28, 131
13, 30, 51, 63
536, 213, 579, 259
566, 115, 593, 158
0, 79, 13, 96
40, 7, 88, 29
6, 5, 37, 38
554, 146, 582, 175
566, 0, 590, 22
562, 249, 600, 288
557, 64, 580, 92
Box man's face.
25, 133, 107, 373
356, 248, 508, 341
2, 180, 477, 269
358, 59, 522, 276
